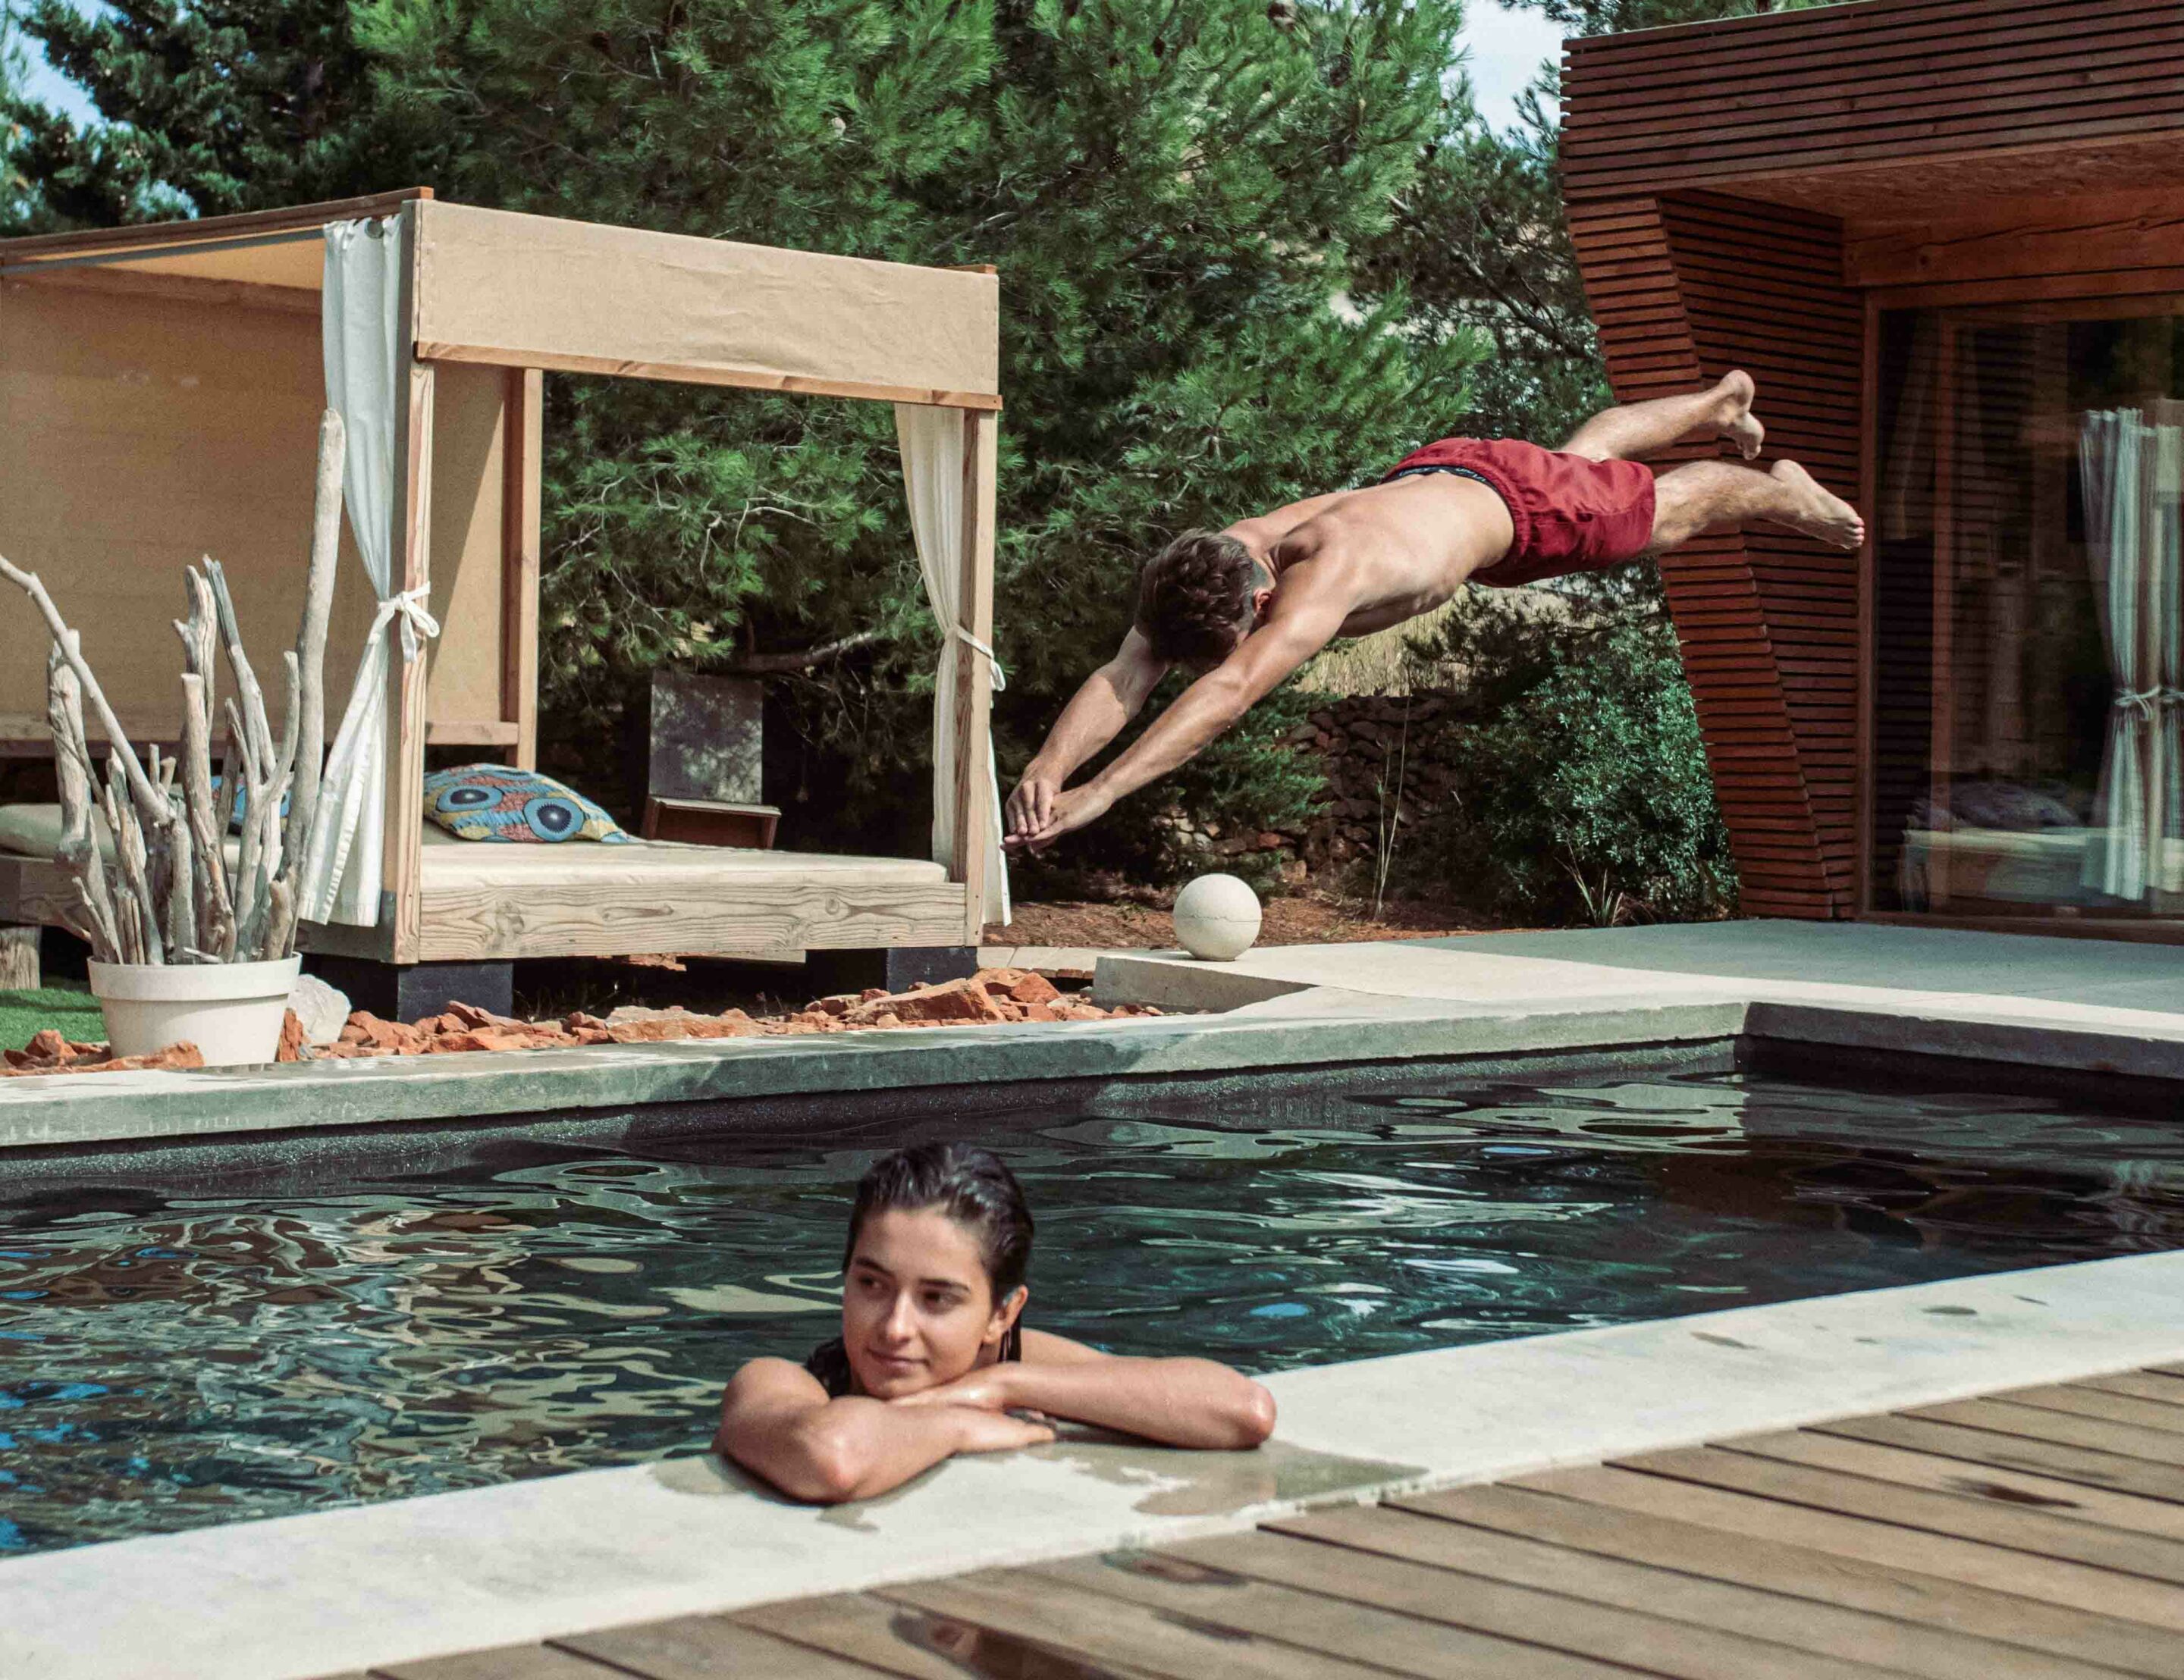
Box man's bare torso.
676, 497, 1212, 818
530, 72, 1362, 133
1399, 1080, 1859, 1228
1228, 473, 1517, 638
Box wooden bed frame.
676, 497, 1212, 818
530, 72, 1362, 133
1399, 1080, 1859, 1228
0, 191, 1002, 974
1560, 0, 2184, 941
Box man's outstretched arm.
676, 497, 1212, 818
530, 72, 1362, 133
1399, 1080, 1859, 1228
1006, 629, 1169, 839
1013, 578, 1349, 850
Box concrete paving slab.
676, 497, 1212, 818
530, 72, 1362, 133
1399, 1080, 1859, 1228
1443, 921, 2184, 1011
1095, 928, 2184, 1074
9, 1252, 2182, 1680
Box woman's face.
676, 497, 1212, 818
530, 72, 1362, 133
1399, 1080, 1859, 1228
841, 1206, 1025, 1399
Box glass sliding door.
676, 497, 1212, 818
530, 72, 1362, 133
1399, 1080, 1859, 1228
1871, 301, 2184, 921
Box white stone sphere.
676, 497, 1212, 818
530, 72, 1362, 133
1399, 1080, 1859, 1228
1172, 873, 1263, 961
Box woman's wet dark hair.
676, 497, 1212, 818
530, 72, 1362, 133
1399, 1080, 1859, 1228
844, 1142, 1034, 1300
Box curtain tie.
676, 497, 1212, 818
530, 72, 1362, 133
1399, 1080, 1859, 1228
950, 625, 1007, 694
368, 585, 444, 663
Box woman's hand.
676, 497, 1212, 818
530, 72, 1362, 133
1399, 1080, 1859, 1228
890, 1365, 1019, 1414
948, 1407, 1055, 1456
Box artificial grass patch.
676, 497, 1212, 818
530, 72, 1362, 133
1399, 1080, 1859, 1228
0, 982, 104, 1054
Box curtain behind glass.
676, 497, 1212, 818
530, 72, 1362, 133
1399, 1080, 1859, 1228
2079, 410, 2154, 903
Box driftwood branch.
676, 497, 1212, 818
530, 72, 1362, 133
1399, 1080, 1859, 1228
177, 669, 237, 961
722, 630, 883, 675
1, 552, 168, 833
46, 649, 121, 964
103, 753, 160, 965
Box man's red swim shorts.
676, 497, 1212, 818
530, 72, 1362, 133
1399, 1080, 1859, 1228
1380, 437, 1656, 588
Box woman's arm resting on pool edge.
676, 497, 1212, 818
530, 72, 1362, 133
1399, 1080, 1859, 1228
892, 1332, 1276, 1450
713, 1358, 1056, 1503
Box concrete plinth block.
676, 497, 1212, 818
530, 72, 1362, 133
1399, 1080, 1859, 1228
803, 945, 978, 997
304, 956, 514, 1024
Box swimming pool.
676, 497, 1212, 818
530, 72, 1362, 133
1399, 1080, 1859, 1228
4, 1066, 2181, 1556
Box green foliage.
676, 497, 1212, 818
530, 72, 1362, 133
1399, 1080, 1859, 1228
1398, 593, 1736, 924
1357, 70, 1602, 452
2, 0, 421, 230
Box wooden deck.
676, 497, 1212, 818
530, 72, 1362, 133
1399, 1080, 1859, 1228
337, 1363, 2184, 1679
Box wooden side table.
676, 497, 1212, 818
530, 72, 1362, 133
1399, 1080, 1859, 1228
642, 796, 782, 851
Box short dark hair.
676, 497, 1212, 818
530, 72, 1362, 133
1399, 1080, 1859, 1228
844, 1142, 1034, 1299
1135, 530, 1257, 665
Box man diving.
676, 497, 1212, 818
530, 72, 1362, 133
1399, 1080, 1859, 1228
1003, 371, 1863, 851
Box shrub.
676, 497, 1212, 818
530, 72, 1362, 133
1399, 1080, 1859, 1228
1398, 589, 1736, 924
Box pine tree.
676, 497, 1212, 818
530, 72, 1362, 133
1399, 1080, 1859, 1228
4, 1, 422, 228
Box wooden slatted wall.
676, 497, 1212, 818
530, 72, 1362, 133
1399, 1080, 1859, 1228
1561, 0, 2184, 203
1661, 195, 1861, 916
1561, 0, 2184, 919
1567, 196, 1854, 917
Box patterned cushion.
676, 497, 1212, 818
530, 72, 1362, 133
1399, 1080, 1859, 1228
422, 765, 631, 844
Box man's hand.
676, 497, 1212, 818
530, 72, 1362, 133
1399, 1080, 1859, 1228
1005, 766, 1062, 842
1002, 783, 1114, 853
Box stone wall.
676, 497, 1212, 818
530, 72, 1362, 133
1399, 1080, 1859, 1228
1147, 689, 1464, 889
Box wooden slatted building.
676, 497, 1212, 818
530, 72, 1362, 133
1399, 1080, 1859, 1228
1563, 0, 2184, 932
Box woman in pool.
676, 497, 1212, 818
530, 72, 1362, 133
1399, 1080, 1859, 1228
714, 1142, 1276, 1503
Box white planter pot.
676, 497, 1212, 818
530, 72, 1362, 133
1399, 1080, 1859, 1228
87, 955, 303, 1067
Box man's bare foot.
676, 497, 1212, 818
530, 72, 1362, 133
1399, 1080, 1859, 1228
1768, 459, 1866, 550
1712, 370, 1764, 460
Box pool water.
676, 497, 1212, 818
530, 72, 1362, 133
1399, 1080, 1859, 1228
4, 1068, 2182, 1556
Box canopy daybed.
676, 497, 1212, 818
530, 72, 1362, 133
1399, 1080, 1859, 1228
0, 190, 1006, 1000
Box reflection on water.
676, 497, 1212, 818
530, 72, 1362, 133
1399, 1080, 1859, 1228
2, 1070, 2181, 1556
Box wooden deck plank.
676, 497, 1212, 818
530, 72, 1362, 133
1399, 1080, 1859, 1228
553, 1613, 893, 1678
1717, 1429, 2184, 1541
1033, 1547, 1643, 1679
2069, 1373, 2184, 1408
372, 1644, 624, 1680
1398, 1483, 2184, 1678
1815, 1414, 2184, 1508
1618, 1445, 2184, 1587
1993, 1387, 2184, 1437
733, 1591, 1156, 1680
1269, 1501, 2117, 1680
877, 1569, 1442, 1680
1141, 1527, 1907, 1680
1510, 1463, 2184, 1631
1905, 1401, 2184, 1468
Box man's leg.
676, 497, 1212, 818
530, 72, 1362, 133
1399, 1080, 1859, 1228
1646, 457, 1865, 555
1561, 370, 1764, 463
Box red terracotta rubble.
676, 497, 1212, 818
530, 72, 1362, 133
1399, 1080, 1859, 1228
2, 1028, 206, 1076
4, 967, 1165, 1074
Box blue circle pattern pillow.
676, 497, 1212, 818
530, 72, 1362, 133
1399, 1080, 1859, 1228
423, 764, 632, 844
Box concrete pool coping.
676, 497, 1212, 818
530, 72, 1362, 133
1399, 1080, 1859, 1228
10, 1252, 2184, 1680
7, 923, 2184, 1158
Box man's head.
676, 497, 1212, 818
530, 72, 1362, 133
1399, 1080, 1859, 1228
1134, 531, 1275, 670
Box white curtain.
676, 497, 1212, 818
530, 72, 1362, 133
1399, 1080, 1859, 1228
896, 403, 1009, 926
2079, 410, 2159, 903
298, 215, 437, 926
2154, 417, 2184, 893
